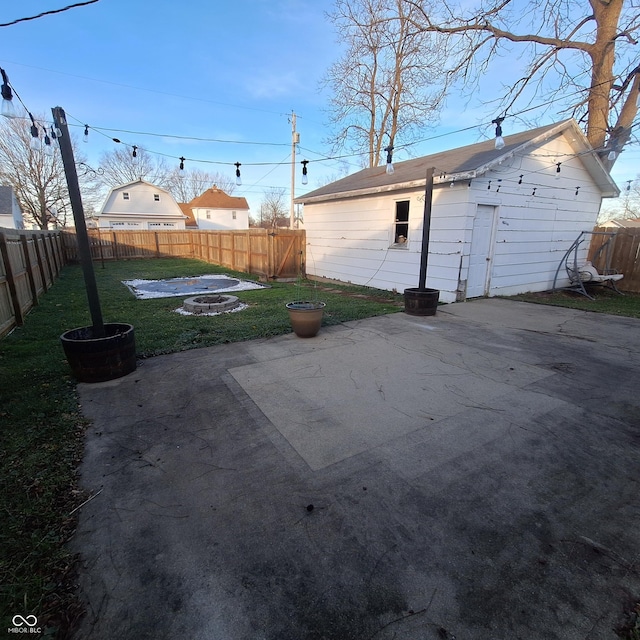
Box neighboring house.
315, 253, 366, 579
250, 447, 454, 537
184, 185, 249, 230
94, 179, 187, 230
295, 119, 619, 303
599, 217, 640, 229
0, 185, 24, 229
178, 203, 198, 228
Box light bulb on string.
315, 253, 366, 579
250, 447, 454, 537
607, 148, 617, 161
235, 162, 242, 186
29, 114, 40, 151
179, 156, 185, 170
384, 145, 394, 175
301, 160, 309, 185
83, 125, 89, 143
43, 128, 53, 156
132, 146, 137, 158
555, 163, 561, 180
0, 68, 17, 119
492, 117, 505, 150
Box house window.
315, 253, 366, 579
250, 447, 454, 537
149, 222, 161, 228
154, 194, 160, 201
232, 210, 237, 220
392, 201, 409, 247
112, 221, 125, 227
163, 223, 175, 227
122, 192, 129, 200
206, 210, 211, 220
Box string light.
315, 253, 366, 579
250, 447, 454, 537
43, 127, 53, 156
132, 145, 137, 158
29, 113, 40, 151
301, 159, 309, 185
384, 145, 394, 175
487, 180, 492, 190
518, 175, 523, 184
555, 163, 562, 179
0, 68, 17, 118
575, 186, 580, 197
492, 117, 505, 150
496, 179, 501, 192
83, 124, 89, 143
179, 156, 185, 170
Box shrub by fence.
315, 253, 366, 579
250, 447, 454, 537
589, 227, 640, 293
0, 228, 65, 337
62, 228, 306, 281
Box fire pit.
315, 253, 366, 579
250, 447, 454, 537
182, 294, 240, 314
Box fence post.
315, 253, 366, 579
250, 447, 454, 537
20, 234, 38, 306
0, 231, 24, 326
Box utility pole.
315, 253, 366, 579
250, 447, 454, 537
290, 111, 298, 228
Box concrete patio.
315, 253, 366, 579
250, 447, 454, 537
71, 299, 640, 639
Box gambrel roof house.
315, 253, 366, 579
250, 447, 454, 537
0, 185, 24, 229
183, 186, 250, 230
295, 119, 619, 303
94, 179, 187, 230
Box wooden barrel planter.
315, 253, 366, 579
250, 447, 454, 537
286, 301, 325, 338
61, 323, 137, 383
403, 288, 440, 316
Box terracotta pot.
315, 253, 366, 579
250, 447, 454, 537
286, 301, 325, 338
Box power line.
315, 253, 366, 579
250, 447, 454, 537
0, 0, 100, 28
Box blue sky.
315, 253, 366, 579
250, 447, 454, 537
1, 0, 637, 215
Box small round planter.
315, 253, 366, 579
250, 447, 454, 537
286, 301, 326, 338
403, 288, 440, 316
60, 322, 137, 383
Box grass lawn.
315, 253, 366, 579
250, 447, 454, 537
508, 286, 640, 319
0, 258, 403, 638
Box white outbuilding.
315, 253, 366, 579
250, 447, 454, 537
94, 179, 187, 230
296, 119, 619, 303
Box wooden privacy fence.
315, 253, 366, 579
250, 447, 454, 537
0, 228, 65, 338
62, 228, 306, 280
589, 227, 640, 293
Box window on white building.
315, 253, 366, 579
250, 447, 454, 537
163, 223, 174, 227
122, 192, 129, 200
392, 201, 409, 248
154, 194, 160, 201
149, 223, 161, 228
206, 210, 211, 219
232, 210, 237, 220
112, 221, 125, 226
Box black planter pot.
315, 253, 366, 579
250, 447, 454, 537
61, 323, 136, 383
403, 288, 440, 316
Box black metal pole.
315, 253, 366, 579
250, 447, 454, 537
52, 106, 105, 337
418, 167, 435, 291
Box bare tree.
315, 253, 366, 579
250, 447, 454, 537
256, 188, 288, 228
599, 176, 640, 221
324, 0, 445, 167
406, 0, 640, 168
0, 115, 90, 229
96, 146, 174, 191
165, 167, 236, 203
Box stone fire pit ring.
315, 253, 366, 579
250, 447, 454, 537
182, 294, 240, 314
